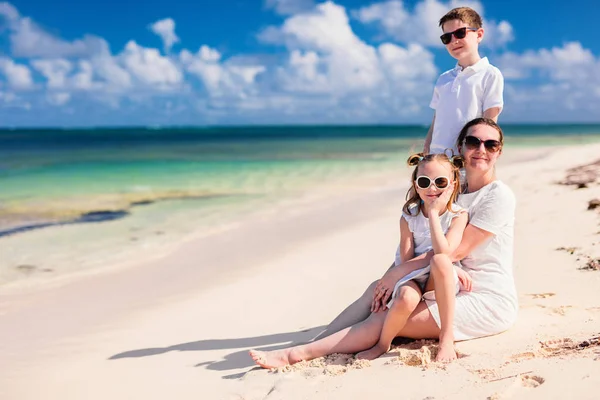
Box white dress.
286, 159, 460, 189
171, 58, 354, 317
425, 181, 518, 341
387, 203, 465, 308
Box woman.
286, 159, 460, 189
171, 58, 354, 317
250, 118, 518, 367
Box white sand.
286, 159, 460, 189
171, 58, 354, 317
1, 143, 599, 400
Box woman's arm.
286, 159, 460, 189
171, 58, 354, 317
429, 212, 468, 255
450, 223, 494, 262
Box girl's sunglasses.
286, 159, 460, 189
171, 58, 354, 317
440, 27, 478, 45
415, 176, 450, 190
463, 136, 502, 153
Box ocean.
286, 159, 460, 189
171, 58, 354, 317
1, 124, 600, 285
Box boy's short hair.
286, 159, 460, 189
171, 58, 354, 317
439, 7, 483, 29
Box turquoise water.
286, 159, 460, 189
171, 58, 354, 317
1, 124, 600, 236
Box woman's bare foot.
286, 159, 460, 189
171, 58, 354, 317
435, 340, 457, 363
249, 348, 302, 369
356, 342, 389, 361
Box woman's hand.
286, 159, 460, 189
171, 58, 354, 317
371, 273, 398, 312
455, 266, 472, 292
428, 186, 454, 214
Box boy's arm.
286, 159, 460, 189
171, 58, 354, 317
483, 107, 501, 122
482, 69, 504, 122
423, 113, 435, 153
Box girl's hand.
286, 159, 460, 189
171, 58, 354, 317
455, 266, 472, 292
429, 186, 454, 213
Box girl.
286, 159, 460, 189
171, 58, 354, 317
356, 152, 469, 360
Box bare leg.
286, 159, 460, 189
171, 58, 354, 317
430, 254, 457, 362
356, 281, 422, 360
250, 311, 386, 369
311, 276, 384, 341
396, 301, 440, 339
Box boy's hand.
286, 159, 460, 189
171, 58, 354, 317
455, 266, 472, 292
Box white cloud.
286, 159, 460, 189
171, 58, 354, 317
180, 45, 266, 97
120, 41, 183, 89
149, 18, 180, 53
47, 92, 71, 106
353, 0, 513, 49
264, 0, 315, 15
31, 59, 73, 89
496, 42, 600, 118
0, 1, 19, 20
0, 7, 102, 58
0, 57, 33, 89
497, 42, 598, 82
261, 2, 386, 93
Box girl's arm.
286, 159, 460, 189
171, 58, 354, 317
429, 211, 468, 255
399, 216, 415, 263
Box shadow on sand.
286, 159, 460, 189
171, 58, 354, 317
108, 325, 326, 378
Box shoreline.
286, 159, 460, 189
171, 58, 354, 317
0, 142, 569, 291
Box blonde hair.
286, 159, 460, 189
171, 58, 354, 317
402, 152, 464, 216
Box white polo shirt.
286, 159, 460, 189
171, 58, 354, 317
430, 57, 504, 155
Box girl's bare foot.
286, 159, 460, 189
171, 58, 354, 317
356, 342, 389, 360
435, 340, 457, 363
249, 348, 302, 369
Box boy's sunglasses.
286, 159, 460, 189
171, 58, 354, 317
415, 176, 450, 190
440, 27, 478, 45
463, 136, 502, 152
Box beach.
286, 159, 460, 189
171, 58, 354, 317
1, 139, 600, 399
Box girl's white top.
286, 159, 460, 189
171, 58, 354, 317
394, 203, 465, 266
425, 180, 518, 340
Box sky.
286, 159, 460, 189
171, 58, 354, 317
0, 0, 599, 127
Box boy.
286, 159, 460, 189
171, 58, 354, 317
424, 7, 504, 154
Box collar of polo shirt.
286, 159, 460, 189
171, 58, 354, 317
454, 57, 490, 74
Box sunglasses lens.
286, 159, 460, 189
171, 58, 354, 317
416, 177, 431, 189
434, 177, 449, 189
464, 136, 481, 149
464, 136, 502, 152
440, 33, 452, 44
454, 27, 467, 39
484, 141, 501, 152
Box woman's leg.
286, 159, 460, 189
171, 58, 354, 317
312, 261, 396, 341
355, 281, 422, 360
429, 254, 457, 362
250, 310, 386, 369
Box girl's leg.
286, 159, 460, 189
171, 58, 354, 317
429, 254, 457, 362
355, 281, 422, 360
250, 310, 386, 369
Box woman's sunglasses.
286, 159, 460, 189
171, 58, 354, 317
440, 27, 478, 45
463, 135, 502, 152
415, 176, 450, 190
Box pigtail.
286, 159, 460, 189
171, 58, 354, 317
450, 155, 464, 169
407, 152, 425, 166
